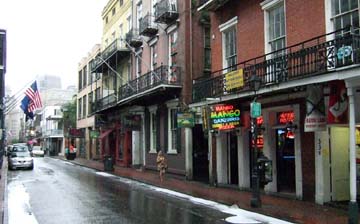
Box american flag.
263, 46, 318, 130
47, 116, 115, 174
25, 81, 42, 112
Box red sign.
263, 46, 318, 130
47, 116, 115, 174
278, 111, 295, 124
327, 80, 348, 124
69, 128, 85, 138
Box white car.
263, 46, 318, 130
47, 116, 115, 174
31, 146, 44, 157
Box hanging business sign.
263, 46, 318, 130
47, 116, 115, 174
90, 130, 100, 139
177, 112, 195, 128
202, 106, 209, 132
224, 69, 244, 91
69, 128, 85, 138
209, 104, 241, 131
304, 85, 326, 132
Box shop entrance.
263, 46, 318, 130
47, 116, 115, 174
276, 129, 295, 193
227, 133, 238, 185
193, 124, 209, 182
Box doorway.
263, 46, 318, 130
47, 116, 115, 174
276, 129, 295, 193
193, 124, 209, 182
228, 132, 238, 185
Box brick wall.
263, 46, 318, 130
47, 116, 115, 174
210, 0, 326, 72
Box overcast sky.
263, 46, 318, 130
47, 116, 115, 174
0, 0, 107, 95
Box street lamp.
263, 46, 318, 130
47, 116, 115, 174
249, 73, 262, 208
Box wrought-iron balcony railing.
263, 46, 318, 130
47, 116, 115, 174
192, 28, 360, 102
94, 93, 116, 112
125, 29, 142, 48
139, 13, 158, 37
118, 65, 181, 101
154, 0, 179, 24
91, 39, 129, 72
197, 0, 230, 11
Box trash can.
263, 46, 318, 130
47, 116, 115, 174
104, 155, 114, 171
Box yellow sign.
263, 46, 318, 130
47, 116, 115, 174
225, 69, 244, 91
356, 128, 360, 145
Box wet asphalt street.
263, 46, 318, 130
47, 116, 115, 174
6, 157, 234, 224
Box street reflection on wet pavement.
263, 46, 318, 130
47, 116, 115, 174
6, 157, 233, 224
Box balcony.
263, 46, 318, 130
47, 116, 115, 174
91, 39, 130, 72
125, 29, 142, 48
118, 65, 182, 105
197, 0, 230, 11
93, 93, 117, 112
139, 13, 158, 37
154, 0, 179, 24
192, 28, 360, 102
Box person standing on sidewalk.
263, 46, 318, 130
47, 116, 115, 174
156, 151, 167, 183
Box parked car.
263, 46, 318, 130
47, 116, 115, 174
8, 145, 34, 170
31, 146, 44, 157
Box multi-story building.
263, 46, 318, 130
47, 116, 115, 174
77, 44, 102, 160
40, 105, 64, 156
0, 29, 6, 153
191, 0, 360, 210
89, 0, 206, 175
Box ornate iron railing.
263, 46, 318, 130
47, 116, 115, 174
118, 65, 181, 101
90, 39, 128, 72
125, 28, 142, 48
95, 93, 116, 111
154, 0, 178, 23
139, 13, 158, 36
192, 28, 360, 102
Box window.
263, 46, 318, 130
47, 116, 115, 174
168, 29, 178, 82
78, 71, 82, 90
127, 16, 132, 32
137, 1, 143, 30
120, 0, 123, 6
83, 65, 87, 87
150, 43, 157, 70
223, 27, 237, 70
82, 95, 87, 118
112, 7, 116, 16
332, 0, 359, 35
95, 87, 101, 101
167, 107, 178, 153
88, 92, 93, 114
268, 3, 285, 54
105, 16, 109, 24
112, 31, 116, 41
204, 26, 211, 71
136, 52, 142, 78
149, 106, 157, 153
78, 98, 82, 119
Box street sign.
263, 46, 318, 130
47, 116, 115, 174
250, 102, 261, 118
90, 130, 100, 139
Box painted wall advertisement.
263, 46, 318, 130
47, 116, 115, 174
209, 104, 241, 131
304, 85, 326, 132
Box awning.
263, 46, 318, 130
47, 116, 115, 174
100, 129, 114, 139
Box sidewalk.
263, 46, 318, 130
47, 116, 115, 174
56, 156, 355, 224
0, 159, 7, 224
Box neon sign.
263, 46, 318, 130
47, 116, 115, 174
209, 104, 241, 131
278, 111, 295, 124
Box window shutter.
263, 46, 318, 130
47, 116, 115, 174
176, 108, 181, 153
156, 110, 161, 152
164, 108, 168, 153
145, 110, 150, 152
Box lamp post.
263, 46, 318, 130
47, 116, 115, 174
249, 73, 262, 208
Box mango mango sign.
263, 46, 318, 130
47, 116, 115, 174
209, 104, 241, 131
224, 69, 244, 91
